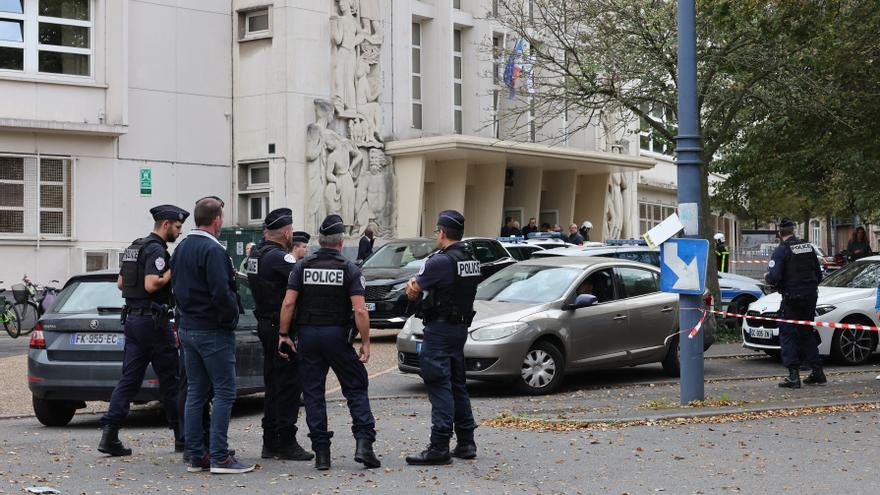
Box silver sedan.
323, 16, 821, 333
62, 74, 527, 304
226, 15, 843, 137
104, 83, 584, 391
397, 257, 694, 395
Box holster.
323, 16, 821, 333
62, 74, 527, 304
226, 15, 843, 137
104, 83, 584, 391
120, 305, 130, 325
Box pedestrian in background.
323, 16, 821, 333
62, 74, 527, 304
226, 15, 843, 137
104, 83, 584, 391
238, 242, 255, 274
847, 226, 871, 262
98, 205, 189, 457
277, 214, 380, 471
244, 208, 313, 462
511, 220, 522, 237
521, 217, 538, 238
715, 233, 730, 273
500, 217, 517, 237
172, 196, 255, 474
405, 210, 479, 466
567, 223, 584, 245
357, 227, 374, 263
765, 218, 826, 389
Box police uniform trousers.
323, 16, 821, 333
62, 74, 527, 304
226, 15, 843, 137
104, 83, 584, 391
257, 318, 302, 438
101, 314, 179, 428
297, 325, 375, 449
420, 321, 476, 447
779, 291, 821, 369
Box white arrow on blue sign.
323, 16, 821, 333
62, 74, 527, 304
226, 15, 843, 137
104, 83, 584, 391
660, 238, 709, 294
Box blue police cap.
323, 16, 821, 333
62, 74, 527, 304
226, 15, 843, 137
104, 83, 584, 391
150, 204, 189, 222
319, 214, 345, 235
437, 210, 465, 230
264, 208, 293, 230
779, 218, 796, 229
292, 231, 311, 244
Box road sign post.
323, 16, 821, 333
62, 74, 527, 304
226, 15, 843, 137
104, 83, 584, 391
675, 0, 705, 404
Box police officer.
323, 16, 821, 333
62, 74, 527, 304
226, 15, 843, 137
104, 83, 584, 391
291, 231, 311, 261
277, 214, 380, 471
766, 218, 826, 388
244, 208, 313, 461
404, 210, 480, 466
98, 205, 189, 456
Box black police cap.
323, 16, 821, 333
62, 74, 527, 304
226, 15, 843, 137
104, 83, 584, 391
437, 210, 465, 230
319, 214, 345, 235
292, 231, 311, 244
150, 204, 189, 222
264, 208, 293, 230
779, 218, 796, 229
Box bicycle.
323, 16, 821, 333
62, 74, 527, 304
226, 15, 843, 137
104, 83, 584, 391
13, 275, 60, 335
0, 282, 22, 338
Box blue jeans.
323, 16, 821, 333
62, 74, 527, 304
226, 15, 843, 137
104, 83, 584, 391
180, 328, 236, 464
420, 321, 476, 447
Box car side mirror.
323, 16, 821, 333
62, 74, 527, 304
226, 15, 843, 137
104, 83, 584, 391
565, 293, 597, 310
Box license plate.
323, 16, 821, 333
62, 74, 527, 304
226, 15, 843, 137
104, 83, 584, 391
70, 333, 124, 346
365, 303, 376, 312
751, 328, 772, 339
415, 342, 422, 354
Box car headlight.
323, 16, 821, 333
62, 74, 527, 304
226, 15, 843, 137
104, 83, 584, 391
470, 322, 529, 341
815, 305, 836, 316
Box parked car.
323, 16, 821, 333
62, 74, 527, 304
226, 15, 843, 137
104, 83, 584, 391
522, 232, 586, 250
741, 255, 880, 364
397, 256, 715, 395
363, 237, 517, 328
498, 239, 545, 261
27, 271, 264, 426
533, 243, 768, 317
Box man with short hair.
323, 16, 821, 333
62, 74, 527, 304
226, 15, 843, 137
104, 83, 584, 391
278, 214, 380, 471
98, 205, 189, 457
357, 227, 374, 262
172, 197, 255, 474
500, 217, 517, 237
521, 217, 538, 238
567, 223, 584, 245
404, 210, 479, 466
291, 231, 311, 261
244, 208, 313, 462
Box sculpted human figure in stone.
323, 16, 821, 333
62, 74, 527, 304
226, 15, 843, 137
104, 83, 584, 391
330, 0, 365, 115
605, 173, 624, 240
324, 132, 362, 231
354, 56, 382, 144
354, 149, 395, 237
306, 100, 337, 229
356, 0, 382, 42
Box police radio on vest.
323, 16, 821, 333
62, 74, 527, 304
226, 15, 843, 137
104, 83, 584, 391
457, 261, 481, 277
304, 268, 345, 286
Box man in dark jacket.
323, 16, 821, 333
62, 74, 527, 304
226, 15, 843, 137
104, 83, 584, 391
357, 227, 374, 262
172, 197, 255, 474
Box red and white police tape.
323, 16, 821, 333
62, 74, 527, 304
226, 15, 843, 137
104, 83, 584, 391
729, 260, 770, 264
684, 308, 880, 339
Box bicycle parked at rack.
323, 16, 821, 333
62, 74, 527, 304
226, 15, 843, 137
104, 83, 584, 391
0, 282, 22, 338
12, 275, 60, 335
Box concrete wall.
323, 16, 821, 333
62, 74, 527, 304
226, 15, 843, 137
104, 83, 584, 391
503, 167, 543, 225
573, 174, 609, 241
539, 170, 578, 230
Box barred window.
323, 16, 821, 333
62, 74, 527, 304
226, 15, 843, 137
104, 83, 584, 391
0, 155, 72, 237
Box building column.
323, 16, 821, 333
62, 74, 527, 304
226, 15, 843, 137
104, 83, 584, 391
503, 167, 543, 224
465, 162, 506, 237
574, 173, 610, 241
540, 169, 578, 230
395, 155, 426, 237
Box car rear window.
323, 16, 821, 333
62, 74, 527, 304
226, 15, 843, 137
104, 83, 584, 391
54, 279, 125, 313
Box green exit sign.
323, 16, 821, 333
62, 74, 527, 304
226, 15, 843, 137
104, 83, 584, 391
139, 167, 152, 196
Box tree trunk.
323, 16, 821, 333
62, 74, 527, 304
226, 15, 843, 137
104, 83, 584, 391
825, 214, 833, 254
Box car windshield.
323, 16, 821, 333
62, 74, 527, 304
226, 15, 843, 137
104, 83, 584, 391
476, 265, 581, 304
820, 260, 880, 288
53, 279, 125, 313
362, 241, 435, 269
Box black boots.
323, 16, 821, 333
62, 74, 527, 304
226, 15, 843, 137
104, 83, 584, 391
803, 368, 827, 385
278, 435, 315, 461
405, 445, 452, 466
173, 426, 184, 453
261, 433, 278, 459
98, 425, 132, 457
354, 438, 381, 468
314, 448, 331, 471
778, 367, 801, 388
452, 441, 477, 459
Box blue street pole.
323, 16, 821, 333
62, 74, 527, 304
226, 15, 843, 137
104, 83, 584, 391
675, 0, 705, 404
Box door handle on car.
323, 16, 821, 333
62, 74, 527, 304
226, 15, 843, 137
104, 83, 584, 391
661, 307, 674, 313
612, 314, 627, 321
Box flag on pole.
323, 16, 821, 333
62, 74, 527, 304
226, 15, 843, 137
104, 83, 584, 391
503, 39, 526, 99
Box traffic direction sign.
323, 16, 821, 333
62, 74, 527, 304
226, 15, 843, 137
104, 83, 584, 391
660, 238, 709, 294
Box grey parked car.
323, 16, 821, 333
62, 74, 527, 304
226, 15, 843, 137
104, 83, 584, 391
397, 257, 711, 395
27, 271, 264, 426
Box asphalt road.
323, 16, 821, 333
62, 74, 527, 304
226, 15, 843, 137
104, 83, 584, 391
0, 333, 30, 358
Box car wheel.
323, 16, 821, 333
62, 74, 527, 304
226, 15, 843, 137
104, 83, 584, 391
830, 318, 878, 366
32, 396, 76, 427
728, 296, 756, 324
661, 335, 680, 377
516, 341, 565, 395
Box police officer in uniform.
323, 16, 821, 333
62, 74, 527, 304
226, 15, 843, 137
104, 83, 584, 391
766, 218, 826, 388
277, 214, 380, 471
244, 208, 313, 461
404, 210, 480, 466
98, 205, 189, 456
291, 231, 311, 261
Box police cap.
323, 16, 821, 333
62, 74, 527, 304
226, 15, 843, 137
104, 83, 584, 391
319, 214, 345, 235
437, 210, 465, 230
264, 208, 293, 230
779, 218, 796, 229
150, 204, 189, 223
292, 231, 311, 244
